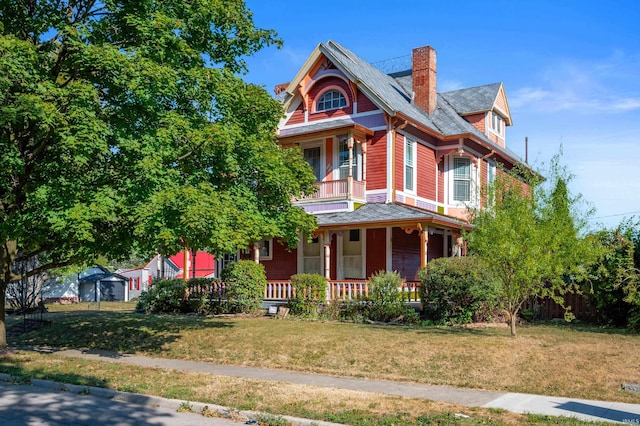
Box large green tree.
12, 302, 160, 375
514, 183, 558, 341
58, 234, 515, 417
0, 0, 317, 348
467, 158, 599, 336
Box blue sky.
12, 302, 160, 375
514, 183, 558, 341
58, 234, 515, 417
242, 0, 640, 230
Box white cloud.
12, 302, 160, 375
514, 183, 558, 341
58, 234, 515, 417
510, 51, 640, 114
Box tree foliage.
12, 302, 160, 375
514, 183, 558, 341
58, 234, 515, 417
419, 256, 500, 324
0, 0, 318, 347
585, 220, 640, 328
466, 156, 600, 335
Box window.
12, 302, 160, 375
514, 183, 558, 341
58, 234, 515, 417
302, 237, 321, 275
343, 229, 363, 279
258, 239, 272, 261
303, 146, 322, 181
216, 253, 237, 278
453, 157, 471, 201
404, 138, 415, 192
487, 160, 496, 185
338, 137, 360, 179
491, 112, 503, 135
316, 90, 346, 111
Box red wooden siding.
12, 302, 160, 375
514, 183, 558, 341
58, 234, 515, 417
394, 132, 405, 193
356, 91, 378, 112
366, 130, 387, 191
286, 102, 305, 126
330, 233, 337, 279
262, 241, 297, 280
417, 143, 437, 200
465, 113, 485, 134
391, 227, 420, 281
366, 228, 387, 278
480, 159, 488, 208
308, 76, 353, 120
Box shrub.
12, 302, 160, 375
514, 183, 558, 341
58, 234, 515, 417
418, 256, 500, 324
184, 277, 225, 314
288, 273, 327, 317
367, 271, 418, 324
136, 279, 187, 314
220, 260, 266, 314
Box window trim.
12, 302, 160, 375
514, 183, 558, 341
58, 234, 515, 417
314, 87, 348, 112
490, 111, 504, 136
448, 155, 478, 206
336, 136, 361, 180
404, 137, 416, 194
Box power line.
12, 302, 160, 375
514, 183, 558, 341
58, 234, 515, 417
591, 211, 640, 220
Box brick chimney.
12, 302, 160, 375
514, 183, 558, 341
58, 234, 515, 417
274, 82, 290, 95
412, 46, 437, 114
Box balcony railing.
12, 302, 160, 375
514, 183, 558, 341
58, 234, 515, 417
295, 178, 366, 203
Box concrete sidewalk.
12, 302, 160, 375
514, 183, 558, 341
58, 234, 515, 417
14, 347, 640, 424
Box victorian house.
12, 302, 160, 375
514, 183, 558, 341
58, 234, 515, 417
254, 40, 527, 285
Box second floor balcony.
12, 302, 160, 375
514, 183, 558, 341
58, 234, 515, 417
295, 177, 366, 204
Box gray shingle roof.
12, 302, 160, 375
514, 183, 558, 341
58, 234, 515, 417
315, 203, 468, 229
278, 118, 356, 138
440, 83, 502, 115
319, 42, 490, 137
317, 40, 524, 164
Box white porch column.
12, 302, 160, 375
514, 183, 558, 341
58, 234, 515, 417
323, 242, 331, 280
386, 226, 393, 271
252, 244, 260, 263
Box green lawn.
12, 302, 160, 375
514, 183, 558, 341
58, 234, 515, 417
3, 304, 636, 425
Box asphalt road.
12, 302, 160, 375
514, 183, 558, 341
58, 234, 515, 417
0, 380, 248, 426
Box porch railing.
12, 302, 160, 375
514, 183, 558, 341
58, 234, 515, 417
178, 279, 421, 303
265, 280, 421, 302
295, 179, 366, 202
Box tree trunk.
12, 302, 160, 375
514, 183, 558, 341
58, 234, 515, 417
0, 239, 18, 349
510, 309, 518, 336
0, 289, 5, 349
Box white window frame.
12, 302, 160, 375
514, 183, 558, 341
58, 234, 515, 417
448, 155, 478, 206
316, 89, 347, 112
490, 111, 504, 136
336, 136, 362, 180
486, 160, 497, 207
404, 137, 416, 194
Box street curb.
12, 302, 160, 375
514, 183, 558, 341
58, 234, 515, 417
0, 373, 343, 426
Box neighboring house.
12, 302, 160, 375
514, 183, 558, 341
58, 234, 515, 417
43, 265, 136, 303
117, 251, 216, 298
253, 40, 530, 282
77, 265, 128, 302
41, 275, 78, 304
117, 255, 181, 300
169, 251, 216, 279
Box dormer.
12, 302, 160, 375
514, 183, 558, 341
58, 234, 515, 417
441, 82, 512, 148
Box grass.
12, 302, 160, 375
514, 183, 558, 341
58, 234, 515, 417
3, 302, 638, 425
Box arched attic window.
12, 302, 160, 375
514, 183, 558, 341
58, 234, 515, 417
316, 89, 347, 112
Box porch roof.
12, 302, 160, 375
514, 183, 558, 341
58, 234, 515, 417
277, 118, 374, 140
315, 203, 471, 230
